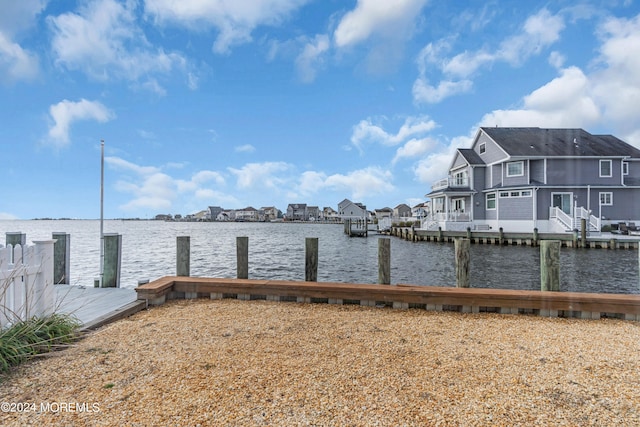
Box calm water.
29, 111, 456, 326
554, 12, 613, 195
1, 220, 638, 294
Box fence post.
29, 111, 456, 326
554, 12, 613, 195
305, 237, 318, 282
237, 237, 249, 280
455, 238, 471, 288
176, 236, 190, 277
6, 233, 25, 261
580, 218, 587, 248
540, 240, 561, 292
533, 228, 539, 247
52, 232, 70, 285
32, 240, 56, 318
6, 232, 26, 248
102, 233, 122, 288
378, 238, 391, 285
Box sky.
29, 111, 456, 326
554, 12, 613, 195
2, 0, 640, 220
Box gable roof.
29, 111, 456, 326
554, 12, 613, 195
458, 148, 485, 165
480, 127, 640, 158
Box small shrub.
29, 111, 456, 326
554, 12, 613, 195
0, 314, 81, 374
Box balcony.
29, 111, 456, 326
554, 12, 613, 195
431, 176, 469, 191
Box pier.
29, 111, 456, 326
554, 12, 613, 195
388, 226, 640, 249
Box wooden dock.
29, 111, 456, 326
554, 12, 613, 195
390, 227, 640, 249
136, 276, 640, 321
55, 286, 145, 330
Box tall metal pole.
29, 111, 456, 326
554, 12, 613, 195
100, 139, 104, 287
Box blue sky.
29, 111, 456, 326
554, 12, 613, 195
2, 0, 640, 219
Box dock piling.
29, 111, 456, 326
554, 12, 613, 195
52, 232, 70, 285
305, 237, 318, 282
378, 238, 391, 285
540, 240, 561, 292
237, 236, 249, 280
455, 238, 471, 288
102, 233, 122, 288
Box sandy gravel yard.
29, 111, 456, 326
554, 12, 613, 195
1, 298, 639, 426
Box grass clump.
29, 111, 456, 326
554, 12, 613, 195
0, 313, 81, 374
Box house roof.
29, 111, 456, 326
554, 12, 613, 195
458, 148, 485, 165
481, 127, 640, 158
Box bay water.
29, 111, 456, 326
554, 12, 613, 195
0, 220, 638, 294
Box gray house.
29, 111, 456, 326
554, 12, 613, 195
424, 127, 640, 233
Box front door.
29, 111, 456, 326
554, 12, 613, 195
552, 193, 572, 215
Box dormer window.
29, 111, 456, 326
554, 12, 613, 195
506, 161, 523, 177
479, 143, 486, 154
600, 160, 612, 177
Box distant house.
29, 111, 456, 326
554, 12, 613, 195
424, 127, 640, 232
208, 206, 223, 221
286, 203, 308, 221
322, 207, 340, 222
260, 206, 280, 222
412, 202, 430, 219
338, 198, 368, 220
375, 207, 393, 220
307, 206, 320, 221
236, 206, 259, 222
393, 204, 412, 219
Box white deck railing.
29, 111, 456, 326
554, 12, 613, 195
0, 240, 55, 328
550, 207, 574, 230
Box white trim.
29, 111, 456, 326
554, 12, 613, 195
506, 161, 524, 177
599, 192, 613, 206
599, 159, 612, 177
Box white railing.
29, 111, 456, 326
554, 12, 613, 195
575, 207, 601, 232
550, 207, 574, 230
431, 177, 470, 191
0, 240, 55, 328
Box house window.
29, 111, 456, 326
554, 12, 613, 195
453, 170, 467, 186
479, 143, 486, 154
506, 161, 524, 177
486, 193, 496, 209
600, 192, 613, 206
521, 190, 532, 197
600, 160, 612, 177
453, 199, 465, 212
623, 162, 629, 175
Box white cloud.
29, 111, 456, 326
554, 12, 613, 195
0, 32, 40, 83
324, 167, 394, 200
351, 115, 437, 152
412, 78, 473, 104
333, 0, 428, 48
392, 137, 437, 165
497, 9, 565, 66
46, 99, 115, 147
0, 212, 19, 220
144, 0, 308, 54
478, 66, 600, 129
48, 0, 188, 91
590, 13, 640, 144
295, 34, 329, 83
413, 136, 470, 187
297, 170, 328, 196
0, 0, 45, 83
414, 8, 566, 104
235, 144, 256, 153
228, 161, 291, 189
107, 156, 230, 213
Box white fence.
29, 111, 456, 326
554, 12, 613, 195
0, 240, 55, 328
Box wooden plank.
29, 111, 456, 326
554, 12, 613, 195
135, 276, 640, 316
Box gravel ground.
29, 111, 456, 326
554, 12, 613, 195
1, 298, 639, 426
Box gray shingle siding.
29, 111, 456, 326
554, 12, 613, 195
530, 159, 545, 183
498, 195, 533, 220
476, 131, 508, 164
